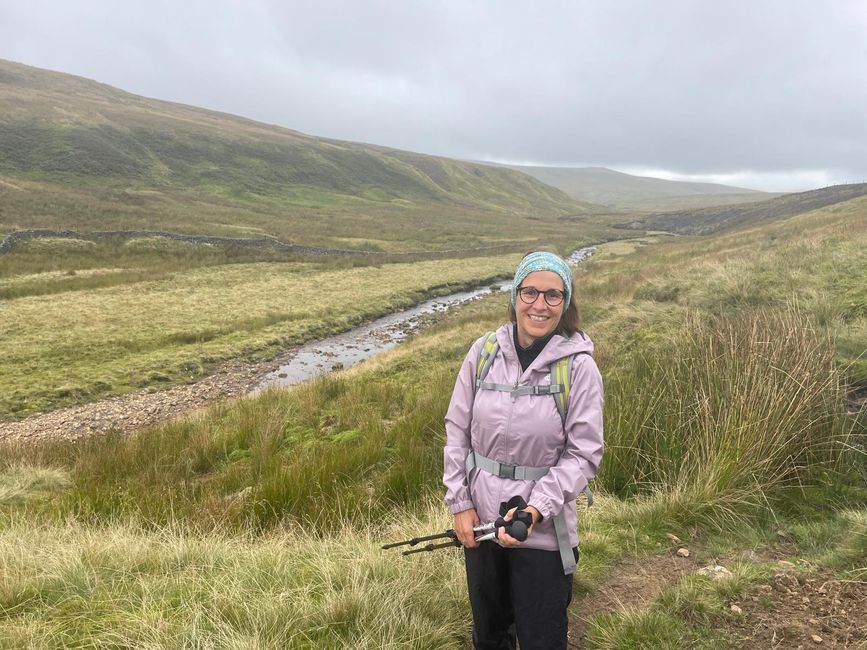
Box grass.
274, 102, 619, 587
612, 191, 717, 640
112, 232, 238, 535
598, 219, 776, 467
0, 253, 520, 417
0, 192, 863, 646
0, 505, 469, 649
602, 308, 852, 515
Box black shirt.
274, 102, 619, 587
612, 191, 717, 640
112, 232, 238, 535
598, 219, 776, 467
513, 324, 556, 372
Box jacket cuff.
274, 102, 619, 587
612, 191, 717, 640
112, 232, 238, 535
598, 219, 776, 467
528, 496, 553, 521
448, 500, 475, 514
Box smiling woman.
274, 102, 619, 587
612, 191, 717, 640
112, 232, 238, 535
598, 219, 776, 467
443, 250, 603, 650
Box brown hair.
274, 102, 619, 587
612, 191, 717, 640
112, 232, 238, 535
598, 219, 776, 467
508, 248, 582, 337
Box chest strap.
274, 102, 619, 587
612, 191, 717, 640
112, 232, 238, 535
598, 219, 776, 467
465, 450, 577, 575
475, 381, 564, 398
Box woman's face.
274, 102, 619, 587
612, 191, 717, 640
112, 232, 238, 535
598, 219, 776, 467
514, 270, 565, 348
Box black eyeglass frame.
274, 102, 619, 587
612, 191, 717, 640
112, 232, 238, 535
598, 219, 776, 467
517, 285, 566, 307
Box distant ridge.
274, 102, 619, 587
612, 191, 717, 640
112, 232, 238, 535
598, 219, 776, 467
490, 164, 771, 210
623, 183, 867, 235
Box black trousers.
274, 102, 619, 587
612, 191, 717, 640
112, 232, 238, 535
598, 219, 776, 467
464, 542, 574, 650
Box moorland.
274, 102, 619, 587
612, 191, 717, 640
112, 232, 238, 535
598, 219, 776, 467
0, 59, 864, 648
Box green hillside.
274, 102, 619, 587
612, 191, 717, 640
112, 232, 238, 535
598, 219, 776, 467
0, 59, 605, 250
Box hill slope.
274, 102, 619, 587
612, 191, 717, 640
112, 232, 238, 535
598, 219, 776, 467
494, 164, 771, 209
624, 183, 867, 235
0, 59, 605, 249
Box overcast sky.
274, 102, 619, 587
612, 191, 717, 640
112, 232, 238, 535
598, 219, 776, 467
2, 1, 866, 191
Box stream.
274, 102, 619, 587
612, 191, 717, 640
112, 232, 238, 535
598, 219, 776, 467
256, 246, 595, 390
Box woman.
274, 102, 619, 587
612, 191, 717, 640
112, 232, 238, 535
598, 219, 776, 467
443, 250, 604, 650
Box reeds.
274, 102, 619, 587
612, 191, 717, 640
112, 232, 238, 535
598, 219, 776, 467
603, 307, 857, 525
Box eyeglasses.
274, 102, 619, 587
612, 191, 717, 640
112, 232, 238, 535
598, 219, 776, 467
517, 286, 565, 306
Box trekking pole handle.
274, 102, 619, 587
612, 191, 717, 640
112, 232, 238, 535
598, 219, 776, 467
473, 509, 533, 542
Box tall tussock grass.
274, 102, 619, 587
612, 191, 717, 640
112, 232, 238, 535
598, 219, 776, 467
603, 306, 858, 525
7, 354, 459, 535
0, 502, 468, 649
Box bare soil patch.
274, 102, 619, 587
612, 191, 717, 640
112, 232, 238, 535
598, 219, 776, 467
721, 569, 867, 649
566, 539, 866, 649
568, 549, 699, 648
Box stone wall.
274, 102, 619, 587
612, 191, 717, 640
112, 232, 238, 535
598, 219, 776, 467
0, 229, 515, 257
0, 229, 362, 256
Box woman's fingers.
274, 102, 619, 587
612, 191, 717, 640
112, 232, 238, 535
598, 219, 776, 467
454, 508, 480, 548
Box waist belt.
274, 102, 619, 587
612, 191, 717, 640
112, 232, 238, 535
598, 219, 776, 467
464, 450, 577, 575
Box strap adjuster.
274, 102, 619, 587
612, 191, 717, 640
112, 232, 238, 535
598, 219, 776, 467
498, 462, 516, 479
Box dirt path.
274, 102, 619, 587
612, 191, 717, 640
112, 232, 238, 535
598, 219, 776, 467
566, 545, 867, 649
724, 569, 867, 648
568, 549, 699, 647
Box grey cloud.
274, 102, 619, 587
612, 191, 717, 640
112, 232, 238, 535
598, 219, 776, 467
1, 0, 866, 190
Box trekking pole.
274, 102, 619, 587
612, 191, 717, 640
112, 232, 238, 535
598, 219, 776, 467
382, 496, 533, 555
381, 529, 460, 554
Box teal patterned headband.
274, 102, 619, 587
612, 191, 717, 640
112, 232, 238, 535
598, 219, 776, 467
511, 252, 572, 306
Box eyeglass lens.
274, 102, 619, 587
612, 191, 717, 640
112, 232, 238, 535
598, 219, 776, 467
518, 287, 564, 306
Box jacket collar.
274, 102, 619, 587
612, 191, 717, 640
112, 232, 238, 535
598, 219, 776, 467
495, 323, 594, 378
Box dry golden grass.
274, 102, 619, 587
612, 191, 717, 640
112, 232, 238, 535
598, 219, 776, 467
0, 254, 519, 416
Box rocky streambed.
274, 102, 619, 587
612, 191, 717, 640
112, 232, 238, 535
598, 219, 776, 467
0, 290, 501, 443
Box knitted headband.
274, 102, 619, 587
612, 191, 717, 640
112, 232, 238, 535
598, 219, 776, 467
511, 251, 572, 306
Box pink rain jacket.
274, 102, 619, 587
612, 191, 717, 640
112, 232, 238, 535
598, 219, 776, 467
443, 323, 604, 552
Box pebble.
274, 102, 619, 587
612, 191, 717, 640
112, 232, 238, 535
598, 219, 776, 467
730, 604, 742, 614
676, 547, 690, 558
811, 634, 823, 644
698, 565, 733, 580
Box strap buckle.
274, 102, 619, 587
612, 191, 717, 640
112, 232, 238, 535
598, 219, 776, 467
498, 462, 516, 479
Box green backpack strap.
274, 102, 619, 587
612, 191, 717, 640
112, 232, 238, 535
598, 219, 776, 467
550, 355, 573, 428
475, 331, 500, 385
550, 350, 592, 426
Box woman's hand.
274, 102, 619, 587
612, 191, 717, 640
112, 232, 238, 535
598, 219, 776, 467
497, 505, 541, 547
454, 508, 480, 548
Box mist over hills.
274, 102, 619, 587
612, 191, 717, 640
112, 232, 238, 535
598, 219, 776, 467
4, 58, 859, 252
0, 59, 604, 248
493, 164, 773, 211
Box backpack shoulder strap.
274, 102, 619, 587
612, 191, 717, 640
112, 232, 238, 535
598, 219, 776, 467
475, 331, 500, 385
550, 350, 592, 426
